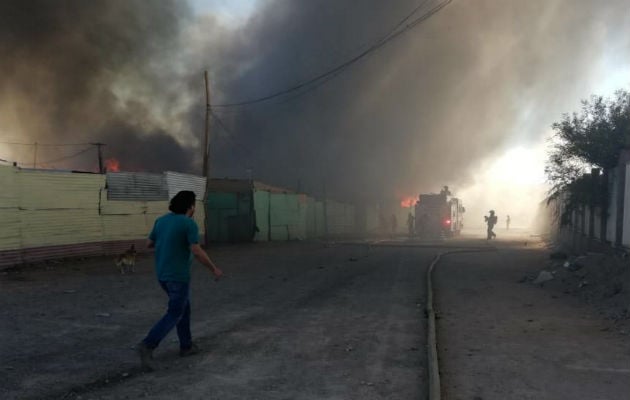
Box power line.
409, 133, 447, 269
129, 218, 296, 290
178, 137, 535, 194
0, 141, 93, 147
211, 0, 451, 108
37, 146, 94, 165
210, 110, 256, 156
210, 109, 234, 136
380, 0, 432, 43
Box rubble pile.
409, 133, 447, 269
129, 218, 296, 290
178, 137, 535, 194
528, 247, 630, 333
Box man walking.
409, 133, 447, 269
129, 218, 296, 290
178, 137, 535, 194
137, 190, 223, 371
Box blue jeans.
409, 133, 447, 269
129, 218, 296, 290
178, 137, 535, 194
143, 281, 192, 350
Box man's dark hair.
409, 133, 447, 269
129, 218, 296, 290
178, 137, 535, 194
169, 191, 196, 214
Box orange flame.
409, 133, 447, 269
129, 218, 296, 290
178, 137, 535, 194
105, 158, 120, 172
400, 196, 416, 208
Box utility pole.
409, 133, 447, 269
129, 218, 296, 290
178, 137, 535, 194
203, 70, 211, 178
91, 142, 106, 173
202, 71, 212, 248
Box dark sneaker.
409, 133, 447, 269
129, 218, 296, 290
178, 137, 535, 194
180, 343, 201, 357
137, 341, 156, 372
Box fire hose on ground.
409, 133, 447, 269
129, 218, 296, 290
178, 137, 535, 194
426, 247, 497, 400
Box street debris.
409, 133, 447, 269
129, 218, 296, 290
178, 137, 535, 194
96, 312, 111, 318
533, 270, 554, 285
563, 257, 585, 271
538, 250, 630, 335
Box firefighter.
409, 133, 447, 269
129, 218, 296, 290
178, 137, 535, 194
407, 212, 415, 236
484, 210, 498, 240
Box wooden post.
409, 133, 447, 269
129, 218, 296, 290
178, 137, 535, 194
91, 142, 105, 173
202, 71, 212, 247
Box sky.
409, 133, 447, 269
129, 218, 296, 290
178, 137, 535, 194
1, 0, 630, 229
189, 0, 259, 24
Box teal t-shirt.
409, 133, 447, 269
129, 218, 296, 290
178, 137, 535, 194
149, 213, 200, 282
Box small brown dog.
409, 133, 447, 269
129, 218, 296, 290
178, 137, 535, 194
115, 244, 137, 274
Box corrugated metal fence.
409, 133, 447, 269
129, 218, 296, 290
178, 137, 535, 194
1, 164, 418, 264
106, 172, 167, 201
0, 165, 206, 267
207, 180, 362, 242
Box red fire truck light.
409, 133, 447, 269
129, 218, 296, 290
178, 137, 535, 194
445, 219, 452, 225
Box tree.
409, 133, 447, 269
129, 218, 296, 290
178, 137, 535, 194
546, 89, 630, 234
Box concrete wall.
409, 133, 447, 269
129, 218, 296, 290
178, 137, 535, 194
606, 168, 618, 243
547, 161, 630, 251
623, 163, 630, 247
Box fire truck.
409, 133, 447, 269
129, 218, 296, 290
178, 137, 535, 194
414, 187, 465, 237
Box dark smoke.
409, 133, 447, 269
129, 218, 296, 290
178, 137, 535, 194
203, 0, 630, 202
2, 0, 630, 203
0, 0, 198, 173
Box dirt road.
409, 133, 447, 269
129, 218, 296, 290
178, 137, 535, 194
4, 234, 629, 400
435, 235, 630, 400
1, 243, 434, 400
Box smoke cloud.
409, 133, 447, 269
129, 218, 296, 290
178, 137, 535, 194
206, 0, 630, 203
0, 0, 198, 172
1, 0, 630, 206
